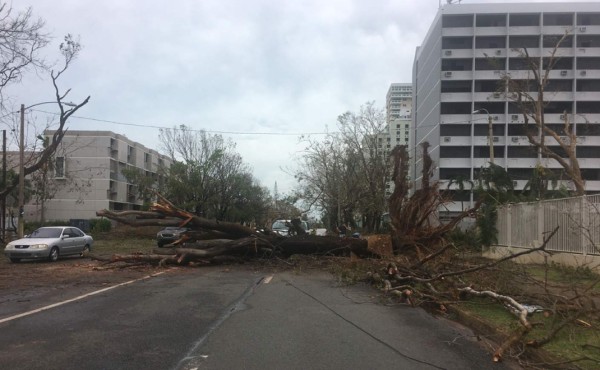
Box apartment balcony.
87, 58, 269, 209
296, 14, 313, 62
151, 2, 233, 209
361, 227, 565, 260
585, 180, 600, 192
508, 48, 541, 57
577, 136, 600, 145
440, 114, 471, 124
441, 49, 473, 58
474, 27, 507, 36
505, 70, 537, 79
578, 158, 600, 168
441, 70, 472, 79
472, 135, 505, 145
544, 91, 574, 101
576, 70, 600, 79
473, 158, 505, 167
474, 48, 505, 58
441, 92, 472, 102
442, 28, 473, 37
576, 47, 600, 57
574, 91, 600, 101
547, 69, 573, 79
440, 136, 471, 146
472, 113, 506, 124
541, 25, 573, 35
575, 114, 600, 123
508, 26, 541, 36
473, 70, 504, 79
440, 158, 471, 167
508, 136, 532, 145
507, 158, 538, 167
542, 48, 575, 58
576, 25, 600, 34
473, 92, 504, 101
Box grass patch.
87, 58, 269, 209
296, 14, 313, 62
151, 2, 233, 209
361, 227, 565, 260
458, 298, 600, 369
91, 238, 156, 256
527, 263, 600, 292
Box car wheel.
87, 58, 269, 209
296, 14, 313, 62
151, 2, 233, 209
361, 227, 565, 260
49, 247, 59, 262
81, 245, 90, 257
157, 242, 164, 248
9, 257, 21, 263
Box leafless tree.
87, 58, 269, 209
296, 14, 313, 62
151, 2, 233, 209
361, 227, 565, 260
500, 31, 585, 195
0, 34, 90, 199
0, 3, 49, 104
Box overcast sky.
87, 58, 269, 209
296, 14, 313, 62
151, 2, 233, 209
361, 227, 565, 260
9, 0, 596, 194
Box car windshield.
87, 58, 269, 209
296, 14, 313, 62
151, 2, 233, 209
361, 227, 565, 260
28, 228, 63, 238
272, 221, 287, 229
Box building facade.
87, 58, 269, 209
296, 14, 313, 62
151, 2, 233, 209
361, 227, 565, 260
24, 131, 171, 221
413, 2, 600, 212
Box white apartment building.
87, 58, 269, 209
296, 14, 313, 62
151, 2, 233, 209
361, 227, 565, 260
386, 83, 413, 122
413, 2, 600, 212
24, 131, 171, 221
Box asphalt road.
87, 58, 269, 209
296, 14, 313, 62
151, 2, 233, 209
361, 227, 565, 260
0, 267, 514, 370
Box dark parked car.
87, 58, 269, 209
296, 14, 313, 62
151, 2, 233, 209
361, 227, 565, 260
4, 226, 93, 263
157, 227, 188, 247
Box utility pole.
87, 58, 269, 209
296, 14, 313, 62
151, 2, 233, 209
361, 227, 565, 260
1, 130, 5, 241
18, 104, 24, 238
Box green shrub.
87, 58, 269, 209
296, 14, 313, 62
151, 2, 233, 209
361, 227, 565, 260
448, 227, 480, 251
25, 220, 70, 234
90, 218, 112, 233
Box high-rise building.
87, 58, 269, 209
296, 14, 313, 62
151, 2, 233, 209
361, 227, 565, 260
386, 83, 413, 122
413, 2, 600, 212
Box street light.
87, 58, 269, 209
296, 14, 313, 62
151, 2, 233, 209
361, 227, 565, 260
18, 101, 77, 238
472, 108, 494, 165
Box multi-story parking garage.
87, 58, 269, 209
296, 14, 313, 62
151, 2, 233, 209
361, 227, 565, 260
412, 2, 600, 212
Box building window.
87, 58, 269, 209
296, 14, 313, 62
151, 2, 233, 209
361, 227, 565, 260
55, 157, 65, 178
440, 146, 470, 158
509, 35, 539, 49
441, 80, 472, 93
442, 14, 473, 28
442, 58, 473, 71
577, 57, 600, 70
476, 14, 506, 27
577, 35, 600, 48
543, 13, 573, 26
543, 35, 573, 48
578, 13, 600, 26
442, 36, 473, 49
475, 36, 506, 49
509, 14, 540, 27
475, 58, 506, 70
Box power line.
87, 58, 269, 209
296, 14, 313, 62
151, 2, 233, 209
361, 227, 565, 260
32, 109, 332, 136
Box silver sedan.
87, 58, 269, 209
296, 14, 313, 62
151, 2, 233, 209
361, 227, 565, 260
4, 226, 93, 263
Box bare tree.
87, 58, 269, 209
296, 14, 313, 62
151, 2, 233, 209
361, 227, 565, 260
295, 102, 390, 232
0, 34, 90, 200
501, 31, 585, 195
0, 3, 49, 102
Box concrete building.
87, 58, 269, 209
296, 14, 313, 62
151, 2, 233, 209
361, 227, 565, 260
24, 131, 171, 221
386, 82, 413, 122
413, 2, 600, 212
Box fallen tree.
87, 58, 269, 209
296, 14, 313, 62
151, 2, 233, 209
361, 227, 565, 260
94, 195, 371, 266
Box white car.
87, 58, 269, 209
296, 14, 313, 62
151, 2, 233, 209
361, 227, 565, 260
4, 226, 93, 263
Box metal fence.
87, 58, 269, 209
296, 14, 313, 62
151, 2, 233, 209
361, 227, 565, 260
496, 195, 600, 255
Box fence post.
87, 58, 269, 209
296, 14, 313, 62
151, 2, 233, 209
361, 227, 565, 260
537, 200, 544, 248
506, 205, 511, 247
581, 196, 589, 256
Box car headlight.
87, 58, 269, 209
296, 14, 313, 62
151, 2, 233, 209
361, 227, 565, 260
29, 244, 48, 249
5, 244, 14, 250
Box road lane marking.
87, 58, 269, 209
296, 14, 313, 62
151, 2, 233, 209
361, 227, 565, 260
263, 275, 273, 284
0, 271, 166, 324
